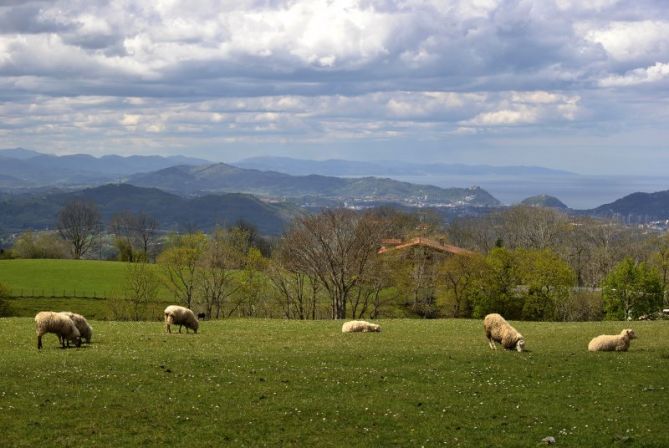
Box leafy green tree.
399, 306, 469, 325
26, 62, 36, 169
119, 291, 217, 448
603, 258, 663, 320
439, 252, 488, 318
158, 232, 207, 309
472, 248, 523, 319
515, 248, 576, 321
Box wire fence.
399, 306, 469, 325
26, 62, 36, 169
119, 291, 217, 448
8, 289, 112, 300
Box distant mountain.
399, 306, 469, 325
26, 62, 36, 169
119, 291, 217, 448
520, 194, 568, 210
0, 149, 212, 188
127, 163, 501, 207
0, 147, 42, 160
587, 190, 669, 221
0, 184, 296, 235
233, 156, 576, 177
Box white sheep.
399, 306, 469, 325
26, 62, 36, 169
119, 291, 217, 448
341, 320, 381, 333
164, 305, 199, 334
35, 311, 81, 350
588, 329, 637, 352
59, 312, 93, 344
483, 313, 525, 352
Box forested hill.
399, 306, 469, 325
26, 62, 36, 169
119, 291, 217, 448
0, 184, 297, 235
587, 190, 669, 221
127, 163, 500, 207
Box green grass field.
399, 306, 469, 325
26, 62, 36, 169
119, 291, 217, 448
0, 259, 171, 298
2, 318, 668, 447
0, 259, 174, 319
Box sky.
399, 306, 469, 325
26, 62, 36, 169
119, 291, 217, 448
0, 0, 668, 175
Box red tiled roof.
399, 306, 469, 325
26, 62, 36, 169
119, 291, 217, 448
377, 237, 475, 256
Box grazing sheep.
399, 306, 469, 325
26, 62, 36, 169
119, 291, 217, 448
588, 329, 637, 352
35, 311, 81, 350
164, 305, 199, 334
483, 313, 525, 352
341, 320, 381, 333
59, 312, 93, 344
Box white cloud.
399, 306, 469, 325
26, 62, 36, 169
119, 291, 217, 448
580, 21, 669, 62
599, 62, 669, 87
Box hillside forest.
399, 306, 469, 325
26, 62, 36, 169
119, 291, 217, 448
0, 200, 667, 322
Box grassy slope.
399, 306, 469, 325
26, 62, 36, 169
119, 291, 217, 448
0, 259, 175, 319
2, 318, 668, 447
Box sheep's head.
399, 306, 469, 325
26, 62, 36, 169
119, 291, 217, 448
623, 329, 636, 339
191, 319, 199, 334
371, 324, 381, 333
516, 338, 526, 352
73, 336, 82, 348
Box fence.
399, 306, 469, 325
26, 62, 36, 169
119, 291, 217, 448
8, 289, 111, 300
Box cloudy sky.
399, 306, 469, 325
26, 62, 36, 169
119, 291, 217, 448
1, 0, 668, 174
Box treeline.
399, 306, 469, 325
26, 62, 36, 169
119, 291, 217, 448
1, 201, 668, 321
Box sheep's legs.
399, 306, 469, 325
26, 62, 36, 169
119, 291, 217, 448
37, 335, 43, 350
488, 338, 497, 350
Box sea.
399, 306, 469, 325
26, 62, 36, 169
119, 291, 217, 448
374, 174, 669, 210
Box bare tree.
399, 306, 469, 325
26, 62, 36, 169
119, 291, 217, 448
109, 211, 159, 262
280, 209, 388, 319
57, 200, 101, 259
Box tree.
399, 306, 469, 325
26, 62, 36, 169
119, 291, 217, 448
12, 230, 69, 259
122, 262, 161, 320
158, 232, 207, 309
198, 228, 244, 319
269, 238, 322, 320
57, 200, 101, 259
603, 258, 663, 320
514, 248, 576, 321
109, 211, 159, 262
279, 209, 388, 319
439, 252, 487, 318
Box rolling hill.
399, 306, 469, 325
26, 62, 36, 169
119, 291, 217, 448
0, 184, 297, 235
127, 163, 501, 207
587, 190, 669, 221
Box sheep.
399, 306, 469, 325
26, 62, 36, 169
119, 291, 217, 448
341, 320, 381, 333
35, 311, 81, 350
483, 313, 525, 352
164, 305, 199, 334
588, 329, 637, 352
59, 312, 93, 344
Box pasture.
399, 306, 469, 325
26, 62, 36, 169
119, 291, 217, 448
2, 318, 668, 447
0, 259, 173, 319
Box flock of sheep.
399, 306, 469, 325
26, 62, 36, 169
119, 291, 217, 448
34, 306, 636, 353
340, 313, 637, 353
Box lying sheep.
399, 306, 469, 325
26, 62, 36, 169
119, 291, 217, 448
588, 329, 637, 352
59, 312, 93, 344
164, 305, 199, 334
341, 320, 381, 333
35, 311, 81, 350
483, 313, 525, 352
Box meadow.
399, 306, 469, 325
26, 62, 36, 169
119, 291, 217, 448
0, 259, 173, 319
2, 318, 668, 447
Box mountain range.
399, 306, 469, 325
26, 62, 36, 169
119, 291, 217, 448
0, 148, 209, 186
